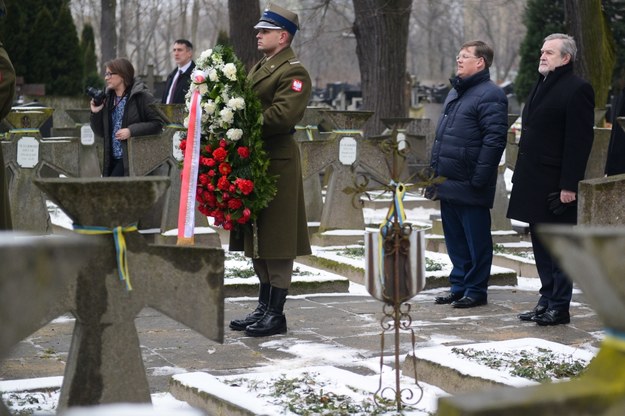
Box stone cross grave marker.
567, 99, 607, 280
1, 107, 83, 232
294, 106, 330, 223
64, 108, 102, 177
0, 232, 96, 416
298, 110, 390, 238
33, 176, 224, 409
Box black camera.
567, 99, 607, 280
86, 87, 106, 106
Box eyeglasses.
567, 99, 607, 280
456, 54, 481, 61
104, 72, 118, 78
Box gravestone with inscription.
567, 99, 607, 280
33, 176, 224, 410
299, 111, 390, 245
1, 107, 82, 232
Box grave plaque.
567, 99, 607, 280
339, 136, 357, 165
80, 125, 95, 146
16, 136, 39, 168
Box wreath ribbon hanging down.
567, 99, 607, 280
177, 71, 205, 245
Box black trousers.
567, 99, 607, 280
529, 224, 573, 311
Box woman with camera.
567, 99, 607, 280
89, 57, 163, 176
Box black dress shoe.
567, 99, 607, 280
451, 296, 487, 308
435, 292, 463, 304
534, 309, 570, 326
518, 304, 548, 322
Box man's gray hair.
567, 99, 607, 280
544, 33, 577, 61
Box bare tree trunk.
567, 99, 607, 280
191, 0, 200, 50
117, 0, 128, 58
228, 0, 262, 71
100, 0, 117, 71
353, 0, 412, 136
564, 0, 615, 111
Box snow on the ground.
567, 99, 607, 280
17, 194, 596, 415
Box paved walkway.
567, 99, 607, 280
0, 281, 602, 396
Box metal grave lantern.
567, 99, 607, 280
348, 126, 434, 412
364, 184, 426, 303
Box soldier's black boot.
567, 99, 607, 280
229, 283, 270, 331
245, 286, 288, 337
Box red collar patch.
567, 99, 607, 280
291, 79, 303, 92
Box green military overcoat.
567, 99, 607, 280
0, 41, 15, 230
230, 46, 312, 259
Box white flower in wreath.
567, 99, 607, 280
219, 108, 234, 125
227, 97, 245, 111
212, 53, 224, 66
203, 100, 216, 115
226, 128, 243, 141
198, 82, 209, 96
208, 68, 219, 82
183, 116, 189, 128
222, 63, 237, 81
198, 49, 213, 66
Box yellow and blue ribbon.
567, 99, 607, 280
73, 223, 138, 291
378, 181, 407, 277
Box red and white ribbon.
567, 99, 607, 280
177, 71, 205, 244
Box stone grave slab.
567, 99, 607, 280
402, 338, 594, 395
170, 366, 440, 415
297, 246, 517, 288
437, 226, 625, 415
33, 176, 224, 409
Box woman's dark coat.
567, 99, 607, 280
229, 46, 311, 259
429, 69, 509, 208
90, 78, 163, 176
507, 62, 594, 224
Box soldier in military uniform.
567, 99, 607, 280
0, 0, 16, 230
229, 3, 311, 337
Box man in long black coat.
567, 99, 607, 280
507, 33, 594, 326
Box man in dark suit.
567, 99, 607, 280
228, 3, 311, 337
508, 33, 594, 326
162, 39, 195, 104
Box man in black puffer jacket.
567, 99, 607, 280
428, 40, 508, 309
